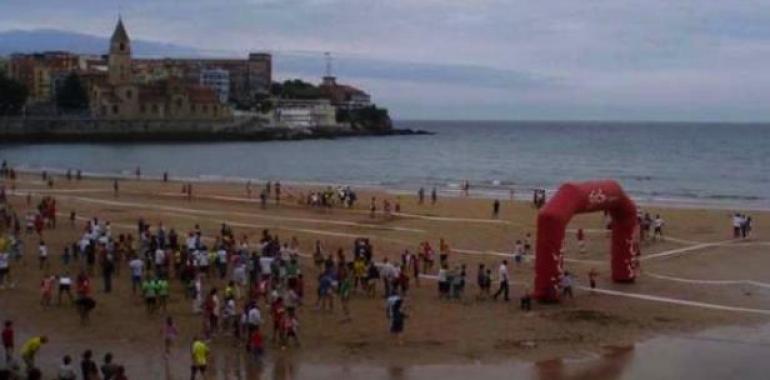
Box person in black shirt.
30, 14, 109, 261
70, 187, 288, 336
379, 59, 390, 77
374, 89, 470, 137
80, 350, 98, 380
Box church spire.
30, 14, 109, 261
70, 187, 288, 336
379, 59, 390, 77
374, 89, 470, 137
111, 17, 130, 44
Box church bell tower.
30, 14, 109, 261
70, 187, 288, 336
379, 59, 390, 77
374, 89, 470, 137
108, 17, 132, 86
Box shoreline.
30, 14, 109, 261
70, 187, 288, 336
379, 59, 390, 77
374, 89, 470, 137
7, 166, 769, 212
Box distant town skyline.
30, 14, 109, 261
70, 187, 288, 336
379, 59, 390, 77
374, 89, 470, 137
2, 0, 770, 122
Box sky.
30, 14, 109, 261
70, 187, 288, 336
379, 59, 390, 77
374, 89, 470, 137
2, 0, 770, 122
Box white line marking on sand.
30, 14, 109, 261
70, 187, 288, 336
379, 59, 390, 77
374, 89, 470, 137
576, 285, 770, 315
644, 272, 770, 289
641, 239, 735, 261
18, 191, 423, 234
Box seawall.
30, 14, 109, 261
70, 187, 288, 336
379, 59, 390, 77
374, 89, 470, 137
0, 116, 429, 143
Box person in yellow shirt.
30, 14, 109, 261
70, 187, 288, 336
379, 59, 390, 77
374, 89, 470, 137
20, 335, 47, 371
190, 337, 209, 380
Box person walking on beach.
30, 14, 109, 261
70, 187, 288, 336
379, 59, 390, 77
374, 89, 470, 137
588, 268, 599, 293
369, 197, 377, 218
113, 179, 119, 198
561, 272, 574, 299
162, 317, 179, 357
653, 214, 665, 241
387, 294, 407, 345
2, 320, 13, 362
38, 241, 48, 271
493, 260, 509, 301
492, 199, 500, 218
431, 187, 437, 205
418, 187, 425, 204
190, 337, 209, 380
81, 350, 98, 380
275, 182, 282, 204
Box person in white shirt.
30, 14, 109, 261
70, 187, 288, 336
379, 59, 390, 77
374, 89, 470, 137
259, 255, 273, 280
653, 215, 665, 241
57, 273, 73, 305
129, 257, 144, 295
246, 304, 262, 335
38, 241, 49, 270
493, 260, 509, 301
732, 213, 743, 238
0, 251, 9, 288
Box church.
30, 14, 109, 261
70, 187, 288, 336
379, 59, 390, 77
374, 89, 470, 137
90, 18, 231, 120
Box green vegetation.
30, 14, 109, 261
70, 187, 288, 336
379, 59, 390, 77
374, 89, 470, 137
0, 71, 28, 115
337, 105, 392, 131
270, 79, 321, 100
56, 72, 89, 111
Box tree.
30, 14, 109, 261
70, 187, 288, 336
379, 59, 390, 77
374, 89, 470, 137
56, 72, 89, 111
0, 71, 28, 116
271, 79, 321, 99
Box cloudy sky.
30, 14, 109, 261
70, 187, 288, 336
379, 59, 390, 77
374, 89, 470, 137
2, 0, 770, 121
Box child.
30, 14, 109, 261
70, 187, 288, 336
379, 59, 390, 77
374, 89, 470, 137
520, 288, 532, 312
40, 275, 55, 307
577, 228, 586, 254
588, 268, 598, 292
561, 272, 574, 299
162, 317, 178, 355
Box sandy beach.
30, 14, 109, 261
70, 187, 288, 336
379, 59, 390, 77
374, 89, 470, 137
1, 173, 769, 378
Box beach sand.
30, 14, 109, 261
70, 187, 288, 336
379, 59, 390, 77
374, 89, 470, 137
1, 173, 769, 377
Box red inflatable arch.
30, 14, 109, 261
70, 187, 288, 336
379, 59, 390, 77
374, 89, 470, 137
534, 180, 638, 302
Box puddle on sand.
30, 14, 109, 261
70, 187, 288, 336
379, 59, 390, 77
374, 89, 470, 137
10, 323, 770, 379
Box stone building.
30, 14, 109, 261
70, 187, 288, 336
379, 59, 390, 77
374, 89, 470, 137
90, 18, 230, 120
318, 76, 371, 110
8, 51, 80, 103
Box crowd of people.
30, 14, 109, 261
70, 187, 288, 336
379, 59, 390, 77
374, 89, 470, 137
0, 167, 762, 379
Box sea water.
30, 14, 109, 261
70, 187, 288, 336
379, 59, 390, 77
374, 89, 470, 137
1, 120, 768, 209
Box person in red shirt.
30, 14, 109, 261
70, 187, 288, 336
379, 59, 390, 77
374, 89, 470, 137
2, 320, 13, 361
249, 327, 264, 360
270, 296, 285, 344
76, 271, 92, 298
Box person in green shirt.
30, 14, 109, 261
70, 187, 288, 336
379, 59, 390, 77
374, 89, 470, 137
156, 278, 169, 312
339, 275, 352, 322
141, 277, 157, 315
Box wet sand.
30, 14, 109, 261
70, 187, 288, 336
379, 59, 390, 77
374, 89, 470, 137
1, 174, 769, 379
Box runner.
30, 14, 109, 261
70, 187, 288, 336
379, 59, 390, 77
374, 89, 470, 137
190, 337, 209, 380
